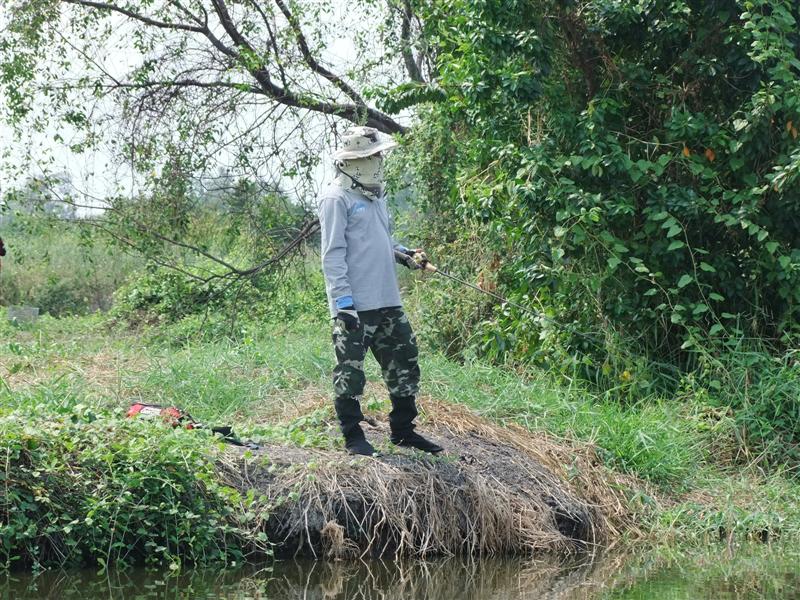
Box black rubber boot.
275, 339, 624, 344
335, 396, 375, 456
388, 394, 419, 433
344, 425, 376, 456
335, 395, 366, 432
389, 395, 442, 454
390, 430, 443, 454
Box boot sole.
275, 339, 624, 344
391, 441, 443, 454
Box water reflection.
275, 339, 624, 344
2, 545, 800, 599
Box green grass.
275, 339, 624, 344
0, 309, 763, 486
422, 355, 703, 486
0, 221, 140, 316
4, 308, 800, 560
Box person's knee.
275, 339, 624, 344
333, 363, 367, 398
384, 366, 420, 398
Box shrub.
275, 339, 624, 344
397, 0, 800, 372
0, 388, 268, 569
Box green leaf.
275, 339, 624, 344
709, 324, 724, 335
692, 303, 709, 315
699, 262, 716, 272
607, 256, 621, 269
666, 225, 681, 238
779, 256, 792, 269
766, 241, 779, 254
662, 216, 678, 229
677, 274, 693, 288
667, 240, 685, 251
709, 293, 725, 301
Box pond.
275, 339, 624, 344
2, 543, 799, 599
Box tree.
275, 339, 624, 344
0, 0, 432, 279
401, 0, 800, 373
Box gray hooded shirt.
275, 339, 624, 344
318, 184, 404, 316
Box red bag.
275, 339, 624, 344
126, 403, 196, 429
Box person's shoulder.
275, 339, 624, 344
317, 184, 351, 209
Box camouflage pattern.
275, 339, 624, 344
331, 307, 420, 435
332, 307, 420, 402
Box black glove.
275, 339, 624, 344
394, 248, 421, 270
336, 306, 360, 331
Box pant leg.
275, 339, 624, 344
369, 308, 420, 433
331, 311, 379, 435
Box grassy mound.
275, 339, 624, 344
220, 398, 640, 559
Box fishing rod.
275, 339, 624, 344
413, 253, 535, 316
410, 252, 601, 342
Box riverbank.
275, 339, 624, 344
2, 312, 800, 569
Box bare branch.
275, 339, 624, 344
237, 217, 319, 277
63, 0, 205, 33
82, 219, 213, 281
399, 0, 424, 83
272, 0, 367, 104
108, 79, 262, 94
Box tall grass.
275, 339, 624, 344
421, 355, 703, 486
0, 220, 139, 316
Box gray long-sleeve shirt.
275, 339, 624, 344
318, 184, 404, 316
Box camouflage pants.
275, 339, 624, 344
331, 307, 420, 434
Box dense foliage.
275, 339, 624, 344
0, 389, 268, 569
397, 0, 800, 377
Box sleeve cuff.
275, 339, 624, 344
335, 295, 354, 309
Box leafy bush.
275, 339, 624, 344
0, 387, 268, 569
112, 261, 327, 330
398, 0, 800, 373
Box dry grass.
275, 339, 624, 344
419, 397, 648, 538
219, 398, 651, 559
0, 346, 149, 397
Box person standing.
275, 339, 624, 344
317, 126, 442, 456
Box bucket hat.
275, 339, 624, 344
332, 126, 398, 160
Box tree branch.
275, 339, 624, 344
399, 0, 424, 83
243, 0, 289, 89
63, 0, 408, 133
272, 0, 367, 104
63, 0, 205, 33
107, 79, 262, 94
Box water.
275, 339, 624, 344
2, 544, 799, 599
